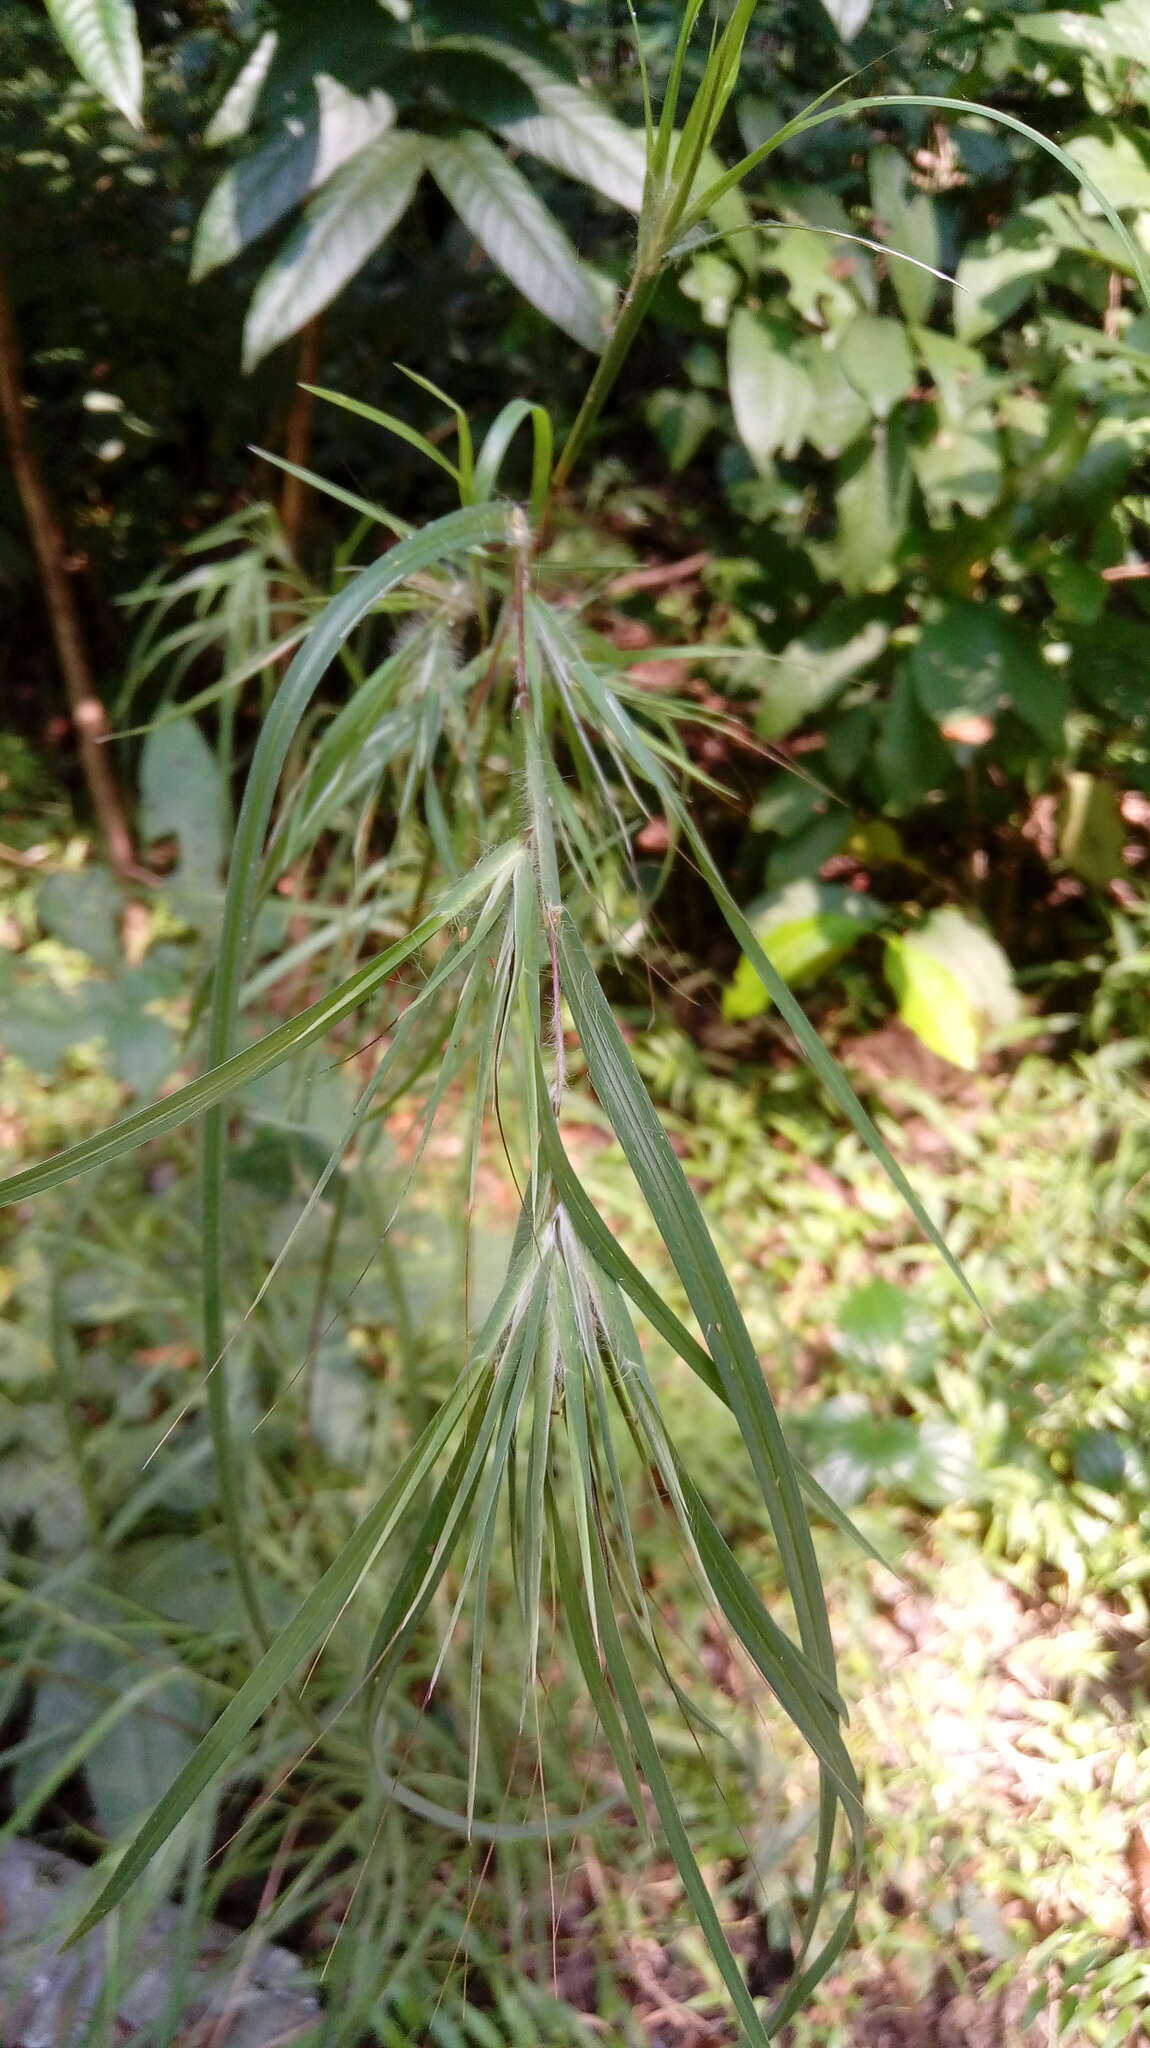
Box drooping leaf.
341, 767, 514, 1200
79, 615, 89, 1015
645, 388, 716, 471
44, 0, 143, 126
728, 307, 813, 471
911, 603, 1068, 751
884, 909, 1020, 1071
431, 132, 608, 351
192, 79, 395, 278
243, 132, 426, 366
838, 314, 916, 420
723, 880, 886, 1021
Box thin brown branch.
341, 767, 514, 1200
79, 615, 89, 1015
606, 551, 711, 598
0, 243, 139, 878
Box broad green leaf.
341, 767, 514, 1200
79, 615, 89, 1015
243, 132, 426, 366
728, 307, 813, 471
870, 146, 940, 326
818, 0, 875, 38
37, 866, 122, 969
1018, 4, 1150, 64
18, 1627, 205, 1839
757, 606, 889, 741
645, 387, 715, 471
45, 0, 143, 126
911, 602, 1068, 751
954, 218, 1057, 342
192, 79, 395, 278
140, 717, 228, 914
913, 417, 1003, 521
884, 909, 1020, 1071
431, 133, 608, 351
830, 419, 910, 595
1068, 616, 1150, 723
876, 671, 953, 812
800, 1399, 978, 1510
801, 338, 872, 459
1066, 126, 1150, 213
912, 329, 999, 424
1059, 772, 1127, 886
723, 880, 886, 1021
838, 314, 916, 420
495, 53, 648, 212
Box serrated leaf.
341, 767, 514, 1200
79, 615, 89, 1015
243, 131, 426, 366
838, 314, 916, 419
44, 0, 143, 126
728, 307, 813, 471
884, 909, 1020, 1071
431, 132, 608, 351
723, 881, 886, 1021
911, 603, 1067, 751
192, 79, 395, 278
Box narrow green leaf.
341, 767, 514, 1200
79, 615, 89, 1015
556, 917, 836, 1681
300, 385, 460, 482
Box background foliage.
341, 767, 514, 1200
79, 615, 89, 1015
2, 2, 1150, 2044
